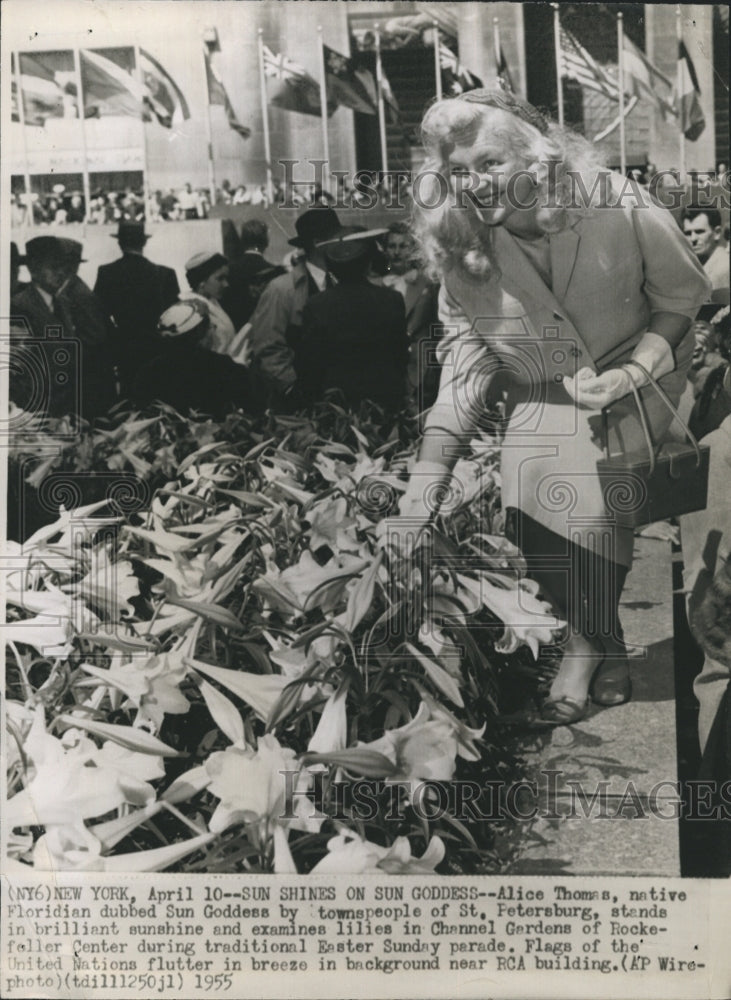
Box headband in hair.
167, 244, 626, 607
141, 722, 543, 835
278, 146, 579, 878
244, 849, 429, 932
458, 89, 549, 135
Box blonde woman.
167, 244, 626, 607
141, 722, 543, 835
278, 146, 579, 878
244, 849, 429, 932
388, 89, 710, 726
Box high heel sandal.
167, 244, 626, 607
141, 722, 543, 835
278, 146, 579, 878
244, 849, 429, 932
538, 694, 589, 726
589, 658, 632, 707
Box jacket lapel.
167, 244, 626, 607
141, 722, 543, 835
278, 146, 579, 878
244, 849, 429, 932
494, 228, 561, 312
495, 219, 583, 310
549, 220, 582, 303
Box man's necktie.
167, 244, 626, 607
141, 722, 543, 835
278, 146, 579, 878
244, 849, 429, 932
53, 294, 76, 337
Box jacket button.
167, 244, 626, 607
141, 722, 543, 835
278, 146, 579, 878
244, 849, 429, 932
570, 347, 582, 357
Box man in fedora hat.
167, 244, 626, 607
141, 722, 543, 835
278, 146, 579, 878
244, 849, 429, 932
297, 229, 409, 410
94, 221, 179, 393
247, 206, 344, 407
10, 236, 79, 418
55, 238, 116, 417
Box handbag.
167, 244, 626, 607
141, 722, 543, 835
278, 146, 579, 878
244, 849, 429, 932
596, 360, 710, 527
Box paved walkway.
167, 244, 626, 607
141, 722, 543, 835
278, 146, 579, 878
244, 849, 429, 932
508, 535, 680, 876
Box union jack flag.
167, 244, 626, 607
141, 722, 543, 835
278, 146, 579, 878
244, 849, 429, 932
261, 44, 335, 117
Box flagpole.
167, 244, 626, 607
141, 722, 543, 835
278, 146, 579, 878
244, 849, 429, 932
201, 43, 217, 209
257, 30, 274, 203
133, 45, 155, 223
317, 26, 331, 193
493, 17, 500, 86
13, 52, 34, 231
617, 13, 627, 176
72, 48, 92, 234
433, 22, 442, 101
374, 24, 389, 174
552, 4, 564, 126
676, 4, 686, 185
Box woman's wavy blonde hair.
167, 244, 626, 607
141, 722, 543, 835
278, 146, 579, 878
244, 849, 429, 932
412, 90, 609, 281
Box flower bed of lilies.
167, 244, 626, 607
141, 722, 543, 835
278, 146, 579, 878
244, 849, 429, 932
5, 400, 564, 875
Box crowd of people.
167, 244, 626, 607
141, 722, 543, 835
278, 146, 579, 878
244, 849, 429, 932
10, 171, 425, 229
9, 209, 440, 421
7, 90, 731, 806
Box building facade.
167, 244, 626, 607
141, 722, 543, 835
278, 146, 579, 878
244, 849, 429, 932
4, 1, 725, 200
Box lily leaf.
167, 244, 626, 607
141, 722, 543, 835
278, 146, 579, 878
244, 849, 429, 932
55, 714, 181, 756
404, 642, 464, 707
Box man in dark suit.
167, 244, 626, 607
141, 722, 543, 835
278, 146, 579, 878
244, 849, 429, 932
56, 238, 117, 419
297, 230, 409, 411
222, 219, 285, 329
94, 221, 179, 394
10, 237, 80, 418
248, 207, 345, 408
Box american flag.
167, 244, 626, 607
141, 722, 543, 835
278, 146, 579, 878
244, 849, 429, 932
558, 26, 618, 102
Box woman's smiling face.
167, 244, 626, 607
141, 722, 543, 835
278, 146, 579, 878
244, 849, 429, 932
447, 110, 537, 231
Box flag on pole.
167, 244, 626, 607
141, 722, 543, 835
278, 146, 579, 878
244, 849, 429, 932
204, 48, 250, 137
379, 64, 403, 124
558, 26, 619, 101
138, 49, 190, 127
80, 48, 189, 127
18, 52, 75, 126
351, 14, 433, 51
673, 40, 705, 140
11, 53, 20, 122
439, 42, 483, 96
262, 44, 336, 117
622, 35, 675, 119
323, 44, 377, 114
494, 36, 514, 93
592, 95, 639, 142
80, 49, 144, 119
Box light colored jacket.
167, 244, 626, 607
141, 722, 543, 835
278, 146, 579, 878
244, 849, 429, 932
247, 261, 312, 390
426, 187, 711, 564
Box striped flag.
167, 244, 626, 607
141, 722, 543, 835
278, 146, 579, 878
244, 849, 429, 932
80, 48, 189, 128
80, 49, 144, 119
622, 35, 675, 120
558, 26, 618, 101
673, 40, 705, 141
204, 49, 250, 138
262, 44, 336, 117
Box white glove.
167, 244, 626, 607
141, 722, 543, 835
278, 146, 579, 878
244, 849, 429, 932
375, 460, 452, 554
563, 333, 675, 410
397, 460, 453, 518
625, 332, 675, 385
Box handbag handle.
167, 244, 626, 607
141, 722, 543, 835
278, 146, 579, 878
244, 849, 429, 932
602, 360, 703, 476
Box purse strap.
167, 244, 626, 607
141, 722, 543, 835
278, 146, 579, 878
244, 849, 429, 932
602, 360, 704, 476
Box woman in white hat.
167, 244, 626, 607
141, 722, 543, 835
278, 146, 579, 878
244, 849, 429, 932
184, 251, 237, 355
132, 299, 257, 418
